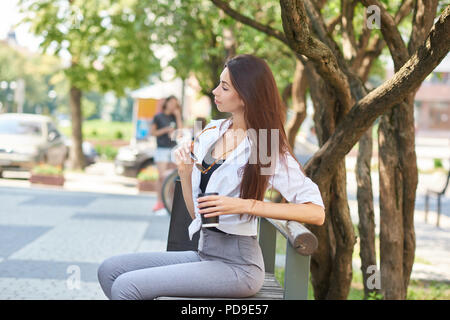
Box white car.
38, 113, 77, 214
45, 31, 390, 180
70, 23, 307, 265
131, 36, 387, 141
0, 113, 68, 177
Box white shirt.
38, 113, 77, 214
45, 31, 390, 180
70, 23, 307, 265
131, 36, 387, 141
187, 118, 325, 240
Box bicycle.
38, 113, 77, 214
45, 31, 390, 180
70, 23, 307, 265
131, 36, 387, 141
161, 167, 179, 214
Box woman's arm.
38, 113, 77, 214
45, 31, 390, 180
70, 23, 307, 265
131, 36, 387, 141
251, 152, 325, 225
245, 199, 325, 225
173, 108, 183, 130
173, 141, 195, 220
151, 123, 173, 137
179, 172, 195, 220
197, 196, 325, 226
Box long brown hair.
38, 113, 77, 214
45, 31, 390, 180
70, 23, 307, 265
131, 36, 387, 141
224, 54, 306, 207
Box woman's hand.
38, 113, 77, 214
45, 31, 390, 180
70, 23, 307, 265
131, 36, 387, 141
197, 195, 256, 218
173, 141, 194, 178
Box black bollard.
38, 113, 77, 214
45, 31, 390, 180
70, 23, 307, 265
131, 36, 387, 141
166, 179, 200, 251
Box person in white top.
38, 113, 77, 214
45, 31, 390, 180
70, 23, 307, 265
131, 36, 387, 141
97, 54, 325, 300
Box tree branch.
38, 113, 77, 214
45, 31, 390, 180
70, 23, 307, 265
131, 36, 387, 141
341, 0, 358, 60
210, 0, 289, 45
301, 0, 368, 103
408, 0, 439, 55
326, 14, 342, 34
280, 0, 354, 111
356, 6, 371, 52
211, 0, 354, 112
307, 5, 450, 188
354, 0, 414, 79
360, 0, 409, 70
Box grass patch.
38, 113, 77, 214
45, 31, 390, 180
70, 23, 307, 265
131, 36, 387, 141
274, 263, 450, 300
274, 225, 447, 299
275, 232, 287, 255
59, 119, 132, 161
59, 120, 133, 141
407, 280, 450, 300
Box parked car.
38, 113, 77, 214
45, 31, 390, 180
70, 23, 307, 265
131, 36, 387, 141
0, 113, 68, 177
114, 138, 157, 177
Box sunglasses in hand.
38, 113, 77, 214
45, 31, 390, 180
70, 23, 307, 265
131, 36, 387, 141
190, 125, 235, 174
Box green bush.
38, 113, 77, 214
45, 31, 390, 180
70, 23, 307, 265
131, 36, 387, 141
137, 166, 159, 181
95, 145, 118, 161
367, 291, 384, 300
115, 130, 124, 140
32, 164, 63, 176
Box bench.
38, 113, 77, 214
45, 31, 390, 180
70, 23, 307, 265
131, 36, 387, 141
157, 179, 318, 300
425, 163, 450, 227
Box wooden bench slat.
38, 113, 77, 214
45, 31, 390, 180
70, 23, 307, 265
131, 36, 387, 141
265, 218, 318, 256
155, 273, 283, 300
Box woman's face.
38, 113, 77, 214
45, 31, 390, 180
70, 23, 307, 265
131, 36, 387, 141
212, 67, 245, 114
165, 98, 179, 114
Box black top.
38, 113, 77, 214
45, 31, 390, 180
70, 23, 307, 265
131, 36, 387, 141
153, 112, 177, 148
199, 141, 225, 194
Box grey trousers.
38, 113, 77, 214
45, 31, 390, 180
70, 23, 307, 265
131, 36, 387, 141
97, 228, 265, 300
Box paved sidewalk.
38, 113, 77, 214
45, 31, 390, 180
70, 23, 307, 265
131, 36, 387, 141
0, 171, 168, 299
0, 161, 141, 196
345, 163, 450, 283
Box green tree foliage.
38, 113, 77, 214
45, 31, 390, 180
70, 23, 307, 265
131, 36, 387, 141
19, 0, 161, 96
0, 42, 68, 114
144, 0, 295, 118
19, 0, 162, 168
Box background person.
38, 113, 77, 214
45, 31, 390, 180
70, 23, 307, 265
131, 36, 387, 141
150, 95, 183, 212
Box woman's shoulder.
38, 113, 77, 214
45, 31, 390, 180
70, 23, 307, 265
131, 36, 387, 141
273, 150, 303, 173
153, 112, 164, 120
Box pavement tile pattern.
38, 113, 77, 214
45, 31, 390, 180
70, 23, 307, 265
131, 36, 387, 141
0, 186, 169, 299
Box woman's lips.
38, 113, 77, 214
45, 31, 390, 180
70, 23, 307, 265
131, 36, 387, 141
214, 99, 220, 104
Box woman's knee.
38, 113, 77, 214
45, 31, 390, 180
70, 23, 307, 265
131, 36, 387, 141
110, 272, 146, 300
97, 256, 124, 291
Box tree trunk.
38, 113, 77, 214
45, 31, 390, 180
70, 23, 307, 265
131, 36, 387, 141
378, 108, 405, 299
356, 126, 378, 299
373, 0, 436, 299
399, 96, 418, 298
281, 82, 292, 108
212, 0, 449, 300
69, 85, 85, 170
302, 60, 335, 299
303, 60, 356, 299
378, 96, 418, 301
285, 58, 308, 149
326, 159, 356, 299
